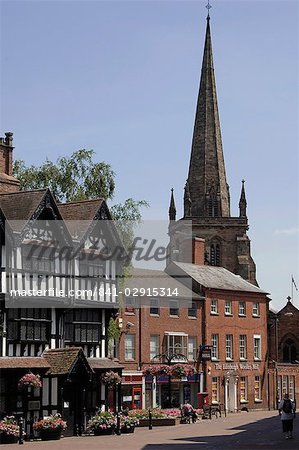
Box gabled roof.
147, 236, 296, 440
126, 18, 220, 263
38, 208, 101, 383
0, 189, 47, 225
58, 199, 105, 221
42, 347, 91, 376
167, 262, 268, 294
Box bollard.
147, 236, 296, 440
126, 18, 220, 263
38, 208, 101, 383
116, 412, 121, 435
18, 417, 24, 445
148, 409, 152, 430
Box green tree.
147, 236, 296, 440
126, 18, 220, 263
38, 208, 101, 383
13, 149, 148, 224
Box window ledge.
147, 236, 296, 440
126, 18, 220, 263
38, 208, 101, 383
252, 315, 260, 318
240, 400, 248, 404
238, 314, 246, 317
225, 313, 233, 317
225, 358, 234, 362
150, 314, 160, 317
254, 399, 263, 403
188, 316, 197, 319
210, 312, 219, 316
169, 315, 180, 318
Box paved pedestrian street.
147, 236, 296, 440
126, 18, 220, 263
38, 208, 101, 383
1, 411, 298, 450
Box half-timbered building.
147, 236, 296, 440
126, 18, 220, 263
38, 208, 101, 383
0, 133, 124, 436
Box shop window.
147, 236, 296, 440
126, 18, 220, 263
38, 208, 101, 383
212, 377, 220, 403
254, 376, 261, 401
240, 376, 248, 402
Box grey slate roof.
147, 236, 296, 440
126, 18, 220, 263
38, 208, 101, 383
168, 262, 268, 294
125, 267, 200, 300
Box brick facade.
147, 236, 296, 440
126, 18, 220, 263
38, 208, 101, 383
268, 300, 299, 408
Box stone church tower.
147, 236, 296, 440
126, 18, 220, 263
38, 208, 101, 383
169, 16, 257, 285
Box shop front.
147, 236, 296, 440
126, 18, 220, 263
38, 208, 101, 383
121, 373, 143, 410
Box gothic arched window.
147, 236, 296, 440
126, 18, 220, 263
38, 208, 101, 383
210, 243, 221, 266
282, 338, 297, 362
208, 195, 218, 217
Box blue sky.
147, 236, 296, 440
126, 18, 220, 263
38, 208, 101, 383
0, 0, 298, 310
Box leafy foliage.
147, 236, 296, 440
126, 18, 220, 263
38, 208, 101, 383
13, 150, 115, 203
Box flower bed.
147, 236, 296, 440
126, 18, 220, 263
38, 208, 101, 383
128, 408, 181, 426
120, 415, 139, 433
0, 416, 20, 444
87, 411, 116, 435
33, 414, 67, 440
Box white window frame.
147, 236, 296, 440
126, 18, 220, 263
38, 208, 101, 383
125, 334, 135, 361
211, 377, 220, 404
211, 299, 218, 315
188, 336, 197, 361
254, 375, 261, 401
252, 302, 260, 317
240, 376, 248, 402
254, 335, 261, 360
225, 334, 233, 360
225, 300, 232, 316
150, 335, 160, 361
211, 334, 219, 360
239, 335, 247, 360
238, 301, 246, 316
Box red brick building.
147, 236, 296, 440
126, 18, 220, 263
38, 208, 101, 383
118, 254, 269, 413
268, 299, 299, 408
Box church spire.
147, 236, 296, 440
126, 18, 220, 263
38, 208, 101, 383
186, 15, 230, 218
239, 179, 247, 218
168, 188, 176, 221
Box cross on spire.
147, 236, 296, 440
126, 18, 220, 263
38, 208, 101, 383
206, 1, 212, 19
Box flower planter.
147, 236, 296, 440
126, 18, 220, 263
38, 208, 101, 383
39, 429, 62, 441
0, 434, 19, 444
137, 418, 180, 427
94, 427, 115, 436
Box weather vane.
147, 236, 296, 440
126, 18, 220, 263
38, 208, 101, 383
206, 0, 212, 18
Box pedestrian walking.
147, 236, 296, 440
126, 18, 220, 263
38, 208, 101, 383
278, 393, 296, 439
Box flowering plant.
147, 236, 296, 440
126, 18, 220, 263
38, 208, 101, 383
120, 415, 139, 429
101, 370, 122, 388
171, 364, 195, 378
143, 365, 171, 377
18, 372, 42, 389
0, 416, 20, 437
162, 408, 181, 418
33, 414, 67, 432
128, 408, 168, 419
87, 411, 116, 432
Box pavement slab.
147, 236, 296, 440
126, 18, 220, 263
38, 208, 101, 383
1, 410, 298, 450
